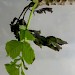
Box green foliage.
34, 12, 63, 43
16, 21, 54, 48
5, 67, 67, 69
5, 40, 35, 64
5, 57, 28, 75
20, 29, 35, 41
5, 0, 68, 75
5, 37, 35, 75
20, 29, 25, 41
25, 30, 35, 41
22, 42, 35, 64
5, 63, 19, 75
5, 40, 23, 59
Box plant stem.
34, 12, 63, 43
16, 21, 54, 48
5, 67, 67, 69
26, 3, 38, 29
23, 3, 38, 42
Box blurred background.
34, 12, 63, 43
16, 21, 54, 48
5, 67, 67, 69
0, 0, 75, 75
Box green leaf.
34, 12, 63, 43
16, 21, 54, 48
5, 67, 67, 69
25, 30, 35, 41
5, 64, 19, 75
20, 29, 35, 41
5, 40, 23, 59
22, 42, 35, 64
20, 29, 25, 41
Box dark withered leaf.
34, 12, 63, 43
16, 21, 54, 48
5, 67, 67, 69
33, 35, 62, 51
18, 19, 26, 25
29, 29, 44, 48
11, 17, 17, 24
33, 34, 45, 48
46, 36, 57, 43
47, 43, 62, 51
35, 7, 53, 14
34, 38, 42, 48
46, 36, 67, 45
10, 17, 27, 41
35, 10, 43, 14
10, 23, 19, 32
10, 23, 20, 41
43, 7, 53, 13
34, 36, 46, 48
29, 2, 35, 7
46, 36, 67, 51
30, 30, 67, 51
29, 30, 41, 34
56, 38, 68, 45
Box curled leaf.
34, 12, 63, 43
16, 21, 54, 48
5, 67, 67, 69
30, 30, 67, 51
46, 36, 67, 51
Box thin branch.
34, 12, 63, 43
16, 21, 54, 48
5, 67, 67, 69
18, 2, 35, 19
23, 7, 30, 19
18, 5, 29, 19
